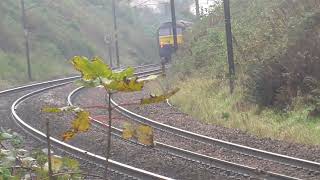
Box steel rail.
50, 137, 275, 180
0, 76, 80, 95
10, 81, 173, 180
68, 91, 298, 179
0, 62, 161, 96
110, 95, 320, 172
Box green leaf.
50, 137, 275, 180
91, 57, 112, 78
0, 167, 12, 180
75, 79, 101, 88
141, 88, 180, 104
34, 168, 48, 179
62, 157, 80, 170
0, 133, 13, 140
71, 56, 112, 80
10, 134, 23, 148
112, 67, 135, 80
2, 154, 16, 166
72, 56, 95, 80
21, 157, 36, 167
32, 149, 47, 168
104, 78, 144, 92
42, 106, 81, 113
42, 107, 62, 113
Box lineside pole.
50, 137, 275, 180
104, 35, 113, 68
20, 0, 32, 81
112, 0, 120, 68
170, 0, 178, 51
108, 42, 113, 68
195, 0, 200, 18
223, 0, 236, 94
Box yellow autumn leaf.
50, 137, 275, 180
52, 155, 63, 172
140, 88, 180, 105
62, 130, 76, 141
72, 111, 90, 132
136, 125, 154, 146
61, 110, 90, 141
122, 123, 135, 140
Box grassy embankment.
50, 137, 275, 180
0, 0, 160, 89
161, 0, 320, 145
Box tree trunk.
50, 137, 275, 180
46, 118, 53, 180
104, 92, 113, 179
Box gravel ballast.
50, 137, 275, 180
71, 87, 320, 179
16, 84, 236, 180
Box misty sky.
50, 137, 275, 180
131, 0, 217, 13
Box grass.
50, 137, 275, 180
150, 75, 320, 145
160, 0, 320, 146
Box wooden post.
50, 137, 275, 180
223, 0, 236, 94
105, 92, 113, 179
112, 0, 120, 68
195, 0, 200, 17
20, 0, 32, 81
46, 118, 53, 180
170, 0, 178, 51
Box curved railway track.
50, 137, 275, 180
7, 63, 320, 179
1, 64, 180, 180
68, 87, 297, 180
109, 97, 320, 171
68, 74, 314, 179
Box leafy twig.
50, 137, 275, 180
52, 171, 104, 178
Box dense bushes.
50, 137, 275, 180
172, 0, 320, 114
247, 12, 320, 113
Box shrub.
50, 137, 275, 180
246, 12, 320, 112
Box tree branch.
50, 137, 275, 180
81, 101, 141, 110
52, 171, 103, 179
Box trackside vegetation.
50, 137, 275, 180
167, 0, 320, 145
0, 129, 87, 179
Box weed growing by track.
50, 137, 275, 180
0, 129, 90, 179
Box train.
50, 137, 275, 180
157, 20, 191, 63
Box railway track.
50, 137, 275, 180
68, 88, 297, 180
2, 64, 179, 179
67, 78, 310, 178
109, 96, 320, 171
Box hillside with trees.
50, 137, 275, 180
0, 0, 160, 87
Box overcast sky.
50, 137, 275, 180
131, 0, 217, 13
